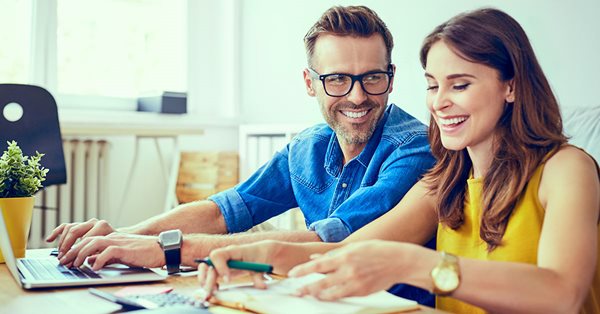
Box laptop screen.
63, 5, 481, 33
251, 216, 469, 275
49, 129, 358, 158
0, 211, 23, 285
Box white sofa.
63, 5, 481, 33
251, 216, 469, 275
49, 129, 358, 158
562, 106, 600, 162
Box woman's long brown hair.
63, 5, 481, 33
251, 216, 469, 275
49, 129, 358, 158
420, 8, 567, 250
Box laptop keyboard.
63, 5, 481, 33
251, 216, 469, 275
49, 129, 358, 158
21, 259, 101, 280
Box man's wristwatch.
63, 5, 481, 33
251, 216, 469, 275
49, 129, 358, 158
158, 229, 182, 274
430, 251, 461, 296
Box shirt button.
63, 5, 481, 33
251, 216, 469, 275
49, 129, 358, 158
341, 183, 348, 188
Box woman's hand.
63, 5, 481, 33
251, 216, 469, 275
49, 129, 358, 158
197, 240, 296, 300
288, 240, 416, 301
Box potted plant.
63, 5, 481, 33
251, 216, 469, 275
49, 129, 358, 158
0, 141, 48, 263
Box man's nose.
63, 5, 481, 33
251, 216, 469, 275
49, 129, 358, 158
346, 80, 368, 104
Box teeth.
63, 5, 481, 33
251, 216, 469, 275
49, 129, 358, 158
439, 116, 468, 125
342, 110, 368, 118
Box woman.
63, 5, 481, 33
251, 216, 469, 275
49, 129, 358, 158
199, 8, 600, 313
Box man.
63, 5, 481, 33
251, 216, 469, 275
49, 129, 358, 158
47, 5, 434, 303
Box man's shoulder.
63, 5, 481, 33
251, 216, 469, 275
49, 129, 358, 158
381, 104, 429, 145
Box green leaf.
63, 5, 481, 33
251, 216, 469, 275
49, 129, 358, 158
0, 141, 49, 197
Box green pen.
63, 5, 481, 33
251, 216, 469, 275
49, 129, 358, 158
195, 258, 274, 273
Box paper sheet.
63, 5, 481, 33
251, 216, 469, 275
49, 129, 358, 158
214, 273, 419, 314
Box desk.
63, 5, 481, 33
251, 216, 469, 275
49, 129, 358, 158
0, 249, 446, 314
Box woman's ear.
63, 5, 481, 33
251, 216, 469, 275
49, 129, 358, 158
303, 69, 316, 97
505, 79, 515, 103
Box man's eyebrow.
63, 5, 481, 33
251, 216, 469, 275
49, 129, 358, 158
424, 72, 476, 80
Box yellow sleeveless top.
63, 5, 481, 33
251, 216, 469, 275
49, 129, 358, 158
437, 160, 600, 313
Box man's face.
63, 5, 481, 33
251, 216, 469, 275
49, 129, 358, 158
304, 34, 394, 145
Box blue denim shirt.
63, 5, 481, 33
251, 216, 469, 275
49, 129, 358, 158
210, 104, 435, 242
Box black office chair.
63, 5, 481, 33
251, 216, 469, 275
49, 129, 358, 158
0, 84, 66, 188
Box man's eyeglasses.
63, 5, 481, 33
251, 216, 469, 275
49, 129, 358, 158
308, 65, 394, 97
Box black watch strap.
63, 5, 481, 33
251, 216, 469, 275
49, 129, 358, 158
164, 247, 181, 274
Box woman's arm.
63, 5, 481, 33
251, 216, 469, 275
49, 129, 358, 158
291, 147, 600, 313
197, 179, 438, 298
344, 179, 438, 244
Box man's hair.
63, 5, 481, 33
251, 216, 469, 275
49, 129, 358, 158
420, 8, 567, 251
304, 6, 393, 67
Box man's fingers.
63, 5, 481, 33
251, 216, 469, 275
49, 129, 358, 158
72, 238, 109, 267
46, 223, 67, 242
58, 219, 96, 254
91, 246, 121, 271
59, 237, 93, 265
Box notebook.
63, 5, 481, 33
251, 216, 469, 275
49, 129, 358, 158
212, 273, 420, 314
0, 212, 167, 289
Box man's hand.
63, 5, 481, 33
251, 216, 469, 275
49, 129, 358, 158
45, 218, 116, 258
58, 233, 165, 271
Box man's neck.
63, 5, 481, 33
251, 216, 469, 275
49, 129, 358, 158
338, 139, 367, 165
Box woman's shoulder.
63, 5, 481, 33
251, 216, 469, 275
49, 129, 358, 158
544, 145, 598, 174
540, 145, 599, 201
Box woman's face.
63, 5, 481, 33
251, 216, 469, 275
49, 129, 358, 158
425, 41, 514, 153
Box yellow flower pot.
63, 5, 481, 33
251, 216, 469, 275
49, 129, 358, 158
0, 196, 34, 263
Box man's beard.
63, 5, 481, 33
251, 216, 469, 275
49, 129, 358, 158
321, 99, 383, 145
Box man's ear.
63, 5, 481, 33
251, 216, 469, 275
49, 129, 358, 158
303, 68, 316, 97
505, 79, 515, 103
388, 64, 397, 94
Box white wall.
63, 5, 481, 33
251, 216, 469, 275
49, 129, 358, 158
236, 0, 600, 123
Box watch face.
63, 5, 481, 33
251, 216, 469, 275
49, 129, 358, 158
433, 267, 460, 292
160, 230, 182, 246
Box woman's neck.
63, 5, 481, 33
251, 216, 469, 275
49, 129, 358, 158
467, 140, 495, 179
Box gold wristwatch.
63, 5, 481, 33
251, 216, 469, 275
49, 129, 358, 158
430, 251, 461, 296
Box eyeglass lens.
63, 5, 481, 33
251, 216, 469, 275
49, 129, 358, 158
323, 72, 390, 96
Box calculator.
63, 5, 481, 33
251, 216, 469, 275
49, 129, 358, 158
89, 288, 208, 310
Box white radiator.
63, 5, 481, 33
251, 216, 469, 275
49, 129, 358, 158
239, 124, 310, 231
29, 138, 110, 248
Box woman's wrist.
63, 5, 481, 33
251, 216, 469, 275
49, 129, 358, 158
395, 242, 439, 291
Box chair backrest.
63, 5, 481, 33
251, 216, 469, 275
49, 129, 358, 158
0, 84, 67, 187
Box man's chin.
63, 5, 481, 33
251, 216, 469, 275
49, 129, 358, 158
339, 131, 372, 145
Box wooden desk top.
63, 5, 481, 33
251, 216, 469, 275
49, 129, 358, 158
0, 249, 445, 314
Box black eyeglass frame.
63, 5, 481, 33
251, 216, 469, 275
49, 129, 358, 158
308, 64, 394, 97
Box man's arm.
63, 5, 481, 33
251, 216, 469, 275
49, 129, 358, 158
46, 200, 228, 255
119, 200, 227, 235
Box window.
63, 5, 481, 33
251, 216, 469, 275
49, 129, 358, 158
0, 0, 32, 84
57, 0, 187, 98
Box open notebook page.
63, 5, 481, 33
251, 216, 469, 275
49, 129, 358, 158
213, 273, 419, 314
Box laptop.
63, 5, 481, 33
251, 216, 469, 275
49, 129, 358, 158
0, 213, 167, 289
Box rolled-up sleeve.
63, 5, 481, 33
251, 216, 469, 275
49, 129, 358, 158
208, 145, 299, 233
209, 188, 253, 233
308, 217, 350, 242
